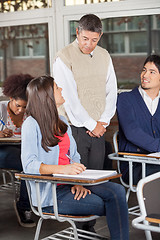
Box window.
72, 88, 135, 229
0, 23, 49, 81
69, 14, 160, 88
70, 15, 160, 55
10, 24, 48, 57
65, 0, 121, 6
0, 0, 52, 13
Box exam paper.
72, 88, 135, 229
147, 152, 160, 158
53, 169, 117, 180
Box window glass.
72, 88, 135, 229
65, 0, 121, 5
157, 15, 160, 28
100, 33, 125, 53
102, 18, 125, 32
70, 15, 160, 55
129, 32, 147, 53
13, 39, 30, 56
128, 16, 147, 30
0, 23, 50, 82
11, 24, 47, 57
0, 0, 52, 13
69, 14, 160, 89
33, 38, 46, 56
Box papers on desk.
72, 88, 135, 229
52, 169, 117, 180
147, 152, 160, 158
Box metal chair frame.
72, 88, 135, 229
15, 173, 109, 240
108, 131, 160, 216
0, 168, 20, 202
132, 172, 160, 240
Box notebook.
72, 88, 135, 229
52, 169, 117, 180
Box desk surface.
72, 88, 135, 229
0, 136, 21, 144
118, 152, 160, 159
15, 172, 122, 185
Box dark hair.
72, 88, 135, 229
26, 75, 68, 152
3, 74, 33, 101
78, 14, 102, 34
143, 54, 160, 73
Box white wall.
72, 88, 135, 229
0, 0, 160, 76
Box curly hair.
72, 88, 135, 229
3, 74, 34, 101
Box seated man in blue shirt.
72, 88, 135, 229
117, 54, 160, 184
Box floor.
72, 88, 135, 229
0, 175, 160, 240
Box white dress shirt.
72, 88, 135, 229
53, 55, 117, 132
138, 86, 160, 116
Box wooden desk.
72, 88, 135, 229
0, 137, 21, 145
118, 152, 160, 159
15, 172, 122, 186
15, 172, 115, 240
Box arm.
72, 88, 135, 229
0, 128, 13, 138
21, 118, 43, 174
0, 102, 13, 137
99, 57, 117, 126
117, 93, 160, 152
53, 57, 97, 132
66, 121, 81, 162
21, 117, 85, 175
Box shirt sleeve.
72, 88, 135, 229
21, 118, 42, 174
67, 124, 81, 163
53, 57, 97, 131
99, 57, 117, 127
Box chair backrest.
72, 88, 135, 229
137, 172, 160, 221
113, 131, 122, 177
113, 130, 119, 153
143, 174, 160, 219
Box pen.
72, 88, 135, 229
66, 154, 75, 163
0, 119, 5, 126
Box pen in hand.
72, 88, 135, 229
66, 154, 86, 175
0, 119, 5, 126
66, 154, 75, 163
0, 119, 13, 138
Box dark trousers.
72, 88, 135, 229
71, 126, 106, 231
71, 126, 105, 169
103, 141, 113, 170
0, 145, 30, 210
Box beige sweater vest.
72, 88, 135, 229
56, 40, 110, 122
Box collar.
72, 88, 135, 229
138, 86, 160, 100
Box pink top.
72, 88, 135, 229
57, 132, 70, 165
57, 132, 70, 186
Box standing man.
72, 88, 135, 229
117, 54, 160, 185
53, 14, 117, 171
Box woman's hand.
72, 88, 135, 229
71, 185, 91, 200
0, 128, 13, 138
40, 162, 86, 175
61, 163, 86, 175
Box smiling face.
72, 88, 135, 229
54, 82, 65, 107
141, 61, 160, 92
76, 29, 102, 54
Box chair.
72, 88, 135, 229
132, 172, 160, 240
108, 131, 160, 216
0, 168, 20, 202
15, 172, 109, 240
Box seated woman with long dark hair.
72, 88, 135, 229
21, 75, 129, 240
